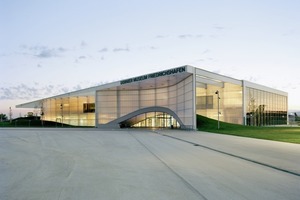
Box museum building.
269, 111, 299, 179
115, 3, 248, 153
17, 65, 288, 129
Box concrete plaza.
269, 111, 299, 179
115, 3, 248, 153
1, 128, 300, 200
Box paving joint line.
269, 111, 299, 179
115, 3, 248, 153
129, 131, 208, 200
160, 133, 300, 178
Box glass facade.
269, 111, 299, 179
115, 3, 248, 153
196, 82, 243, 125
97, 75, 194, 128
124, 112, 180, 128
245, 87, 287, 126
41, 95, 95, 126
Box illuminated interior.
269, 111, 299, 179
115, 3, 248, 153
41, 96, 95, 126
119, 112, 180, 128
245, 87, 288, 126
196, 82, 243, 125
97, 75, 194, 128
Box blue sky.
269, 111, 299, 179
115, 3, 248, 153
1, 0, 300, 117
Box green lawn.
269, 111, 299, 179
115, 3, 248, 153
0, 117, 74, 128
197, 115, 300, 144
2, 115, 300, 144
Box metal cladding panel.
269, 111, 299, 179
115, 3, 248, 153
16, 101, 43, 108
196, 76, 224, 87
243, 80, 287, 96
196, 68, 242, 86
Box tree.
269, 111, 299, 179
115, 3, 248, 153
0, 113, 8, 121
295, 113, 300, 121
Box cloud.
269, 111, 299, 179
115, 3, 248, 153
155, 34, 205, 40
213, 25, 226, 30
72, 85, 82, 91
113, 46, 130, 52
155, 35, 169, 39
36, 49, 57, 58
194, 58, 205, 62
178, 34, 193, 39
0, 80, 109, 101
61, 87, 70, 93
178, 34, 203, 39
57, 47, 67, 52
20, 45, 68, 58
0, 81, 109, 101
201, 49, 210, 55
74, 55, 88, 64
139, 46, 158, 51
98, 48, 108, 53
0, 84, 76, 100
99, 46, 132, 53
80, 41, 88, 48
0, 84, 39, 100
36, 46, 67, 58
143, 46, 157, 50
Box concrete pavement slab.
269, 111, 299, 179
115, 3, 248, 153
160, 130, 300, 175
1, 128, 300, 200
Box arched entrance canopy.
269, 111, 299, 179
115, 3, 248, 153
104, 106, 184, 128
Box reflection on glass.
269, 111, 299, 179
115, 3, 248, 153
245, 88, 287, 126
119, 112, 180, 128
196, 82, 243, 124
41, 95, 95, 126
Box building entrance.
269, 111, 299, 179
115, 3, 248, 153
119, 112, 180, 128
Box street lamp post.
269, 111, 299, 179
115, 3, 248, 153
60, 103, 63, 127
9, 107, 12, 124
215, 90, 220, 129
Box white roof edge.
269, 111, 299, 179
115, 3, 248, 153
15, 82, 119, 108
16, 65, 288, 108
243, 80, 288, 96
194, 67, 242, 86
16, 65, 190, 108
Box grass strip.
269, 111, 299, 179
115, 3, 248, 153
197, 115, 300, 144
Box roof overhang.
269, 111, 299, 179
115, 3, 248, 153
16, 66, 193, 108
105, 66, 193, 91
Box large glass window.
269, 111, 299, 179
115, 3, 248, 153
196, 82, 243, 125
83, 103, 95, 113
197, 96, 213, 109
122, 112, 180, 128
41, 95, 95, 126
245, 88, 287, 126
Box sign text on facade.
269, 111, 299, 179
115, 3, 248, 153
120, 66, 186, 85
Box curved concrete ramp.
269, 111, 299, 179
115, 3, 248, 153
100, 106, 184, 128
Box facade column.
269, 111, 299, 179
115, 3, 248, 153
242, 81, 247, 125
192, 68, 197, 130
117, 90, 120, 118
95, 92, 98, 127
